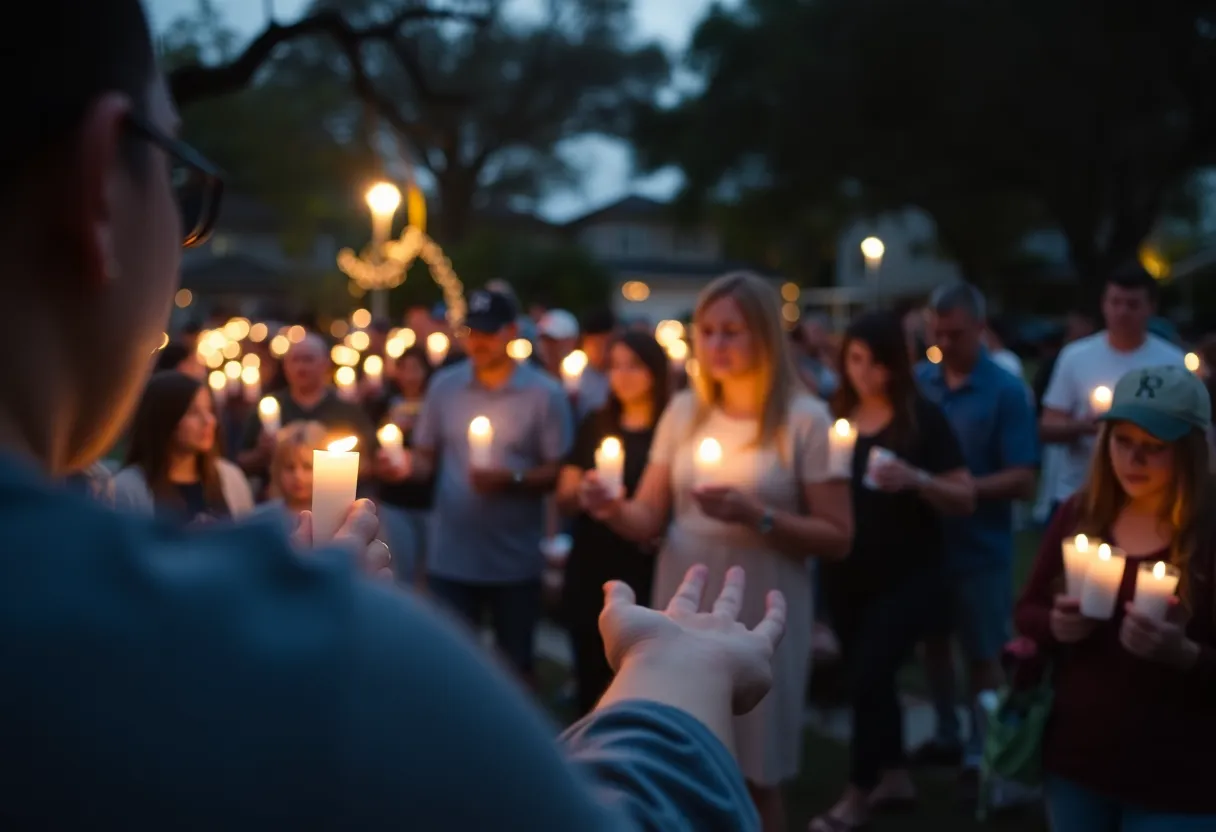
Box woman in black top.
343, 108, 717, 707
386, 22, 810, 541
812, 311, 975, 832
375, 346, 436, 584
555, 331, 669, 715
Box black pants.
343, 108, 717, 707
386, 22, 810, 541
829, 567, 938, 790
562, 547, 654, 716
427, 577, 542, 676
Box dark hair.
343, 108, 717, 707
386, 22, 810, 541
154, 342, 192, 373
123, 371, 227, 512
582, 307, 617, 336
600, 331, 670, 431
1106, 262, 1158, 302
3, 0, 156, 197
396, 345, 434, 396
832, 310, 920, 452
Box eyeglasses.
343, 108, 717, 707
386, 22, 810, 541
126, 112, 224, 248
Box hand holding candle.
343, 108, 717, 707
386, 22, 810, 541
1061, 533, 1099, 597
1131, 561, 1181, 622
561, 349, 588, 395
311, 436, 360, 544
1079, 543, 1127, 619
595, 436, 624, 498
468, 415, 494, 470
258, 396, 281, 435
377, 423, 406, 467
827, 419, 857, 479
694, 437, 723, 488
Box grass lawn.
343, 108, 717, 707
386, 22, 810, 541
539, 527, 1051, 832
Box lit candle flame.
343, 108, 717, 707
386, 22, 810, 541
1098, 543, 1112, 561
364, 355, 384, 377
378, 423, 402, 444
834, 419, 852, 438
1153, 561, 1166, 580
562, 349, 588, 377
1185, 352, 1201, 373
1092, 385, 1113, 408
600, 436, 622, 459
1075, 534, 1089, 552
327, 436, 358, 453
697, 437, 723, 465
666, 340, 689, 361
470, 415, 491, 438
258, 397, 279, 417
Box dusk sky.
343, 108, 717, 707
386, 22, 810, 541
147, 0, 732, 219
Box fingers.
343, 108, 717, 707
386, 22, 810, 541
292, 511, 313, 549
752, 589, 788, 648
711, 566, 746, 620
603, 580, 636, 609
332, 500, 380, 558
665, 564, 709, 615
366, 539, 392, 574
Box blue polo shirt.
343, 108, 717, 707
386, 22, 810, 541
0, 453, 757, 831
916, 354, 1039, 573
414, 359, 574, 583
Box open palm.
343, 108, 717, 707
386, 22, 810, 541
599, 565, 787, 714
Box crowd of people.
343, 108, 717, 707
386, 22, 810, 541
7, 2, 1216, 831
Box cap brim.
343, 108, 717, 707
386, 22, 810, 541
1100, 403, 1194, 442
465, 315, 508, 334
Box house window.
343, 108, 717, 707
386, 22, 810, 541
618, 225, 650, 256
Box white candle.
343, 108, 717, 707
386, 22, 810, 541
863, 446, 896, 490
666, 339, 689, 375
1079, 543, 1127, 619
1132, 560, 1181, 622
224, 359, 242, 397
1090, 385, 1113, 415
335, 366, 358, 401
257, 396, 281, 435
694, 437, 722, 487
468, 415, 493, 470
377, 423, 406, 467
1061, 534, 1099, 597
595, 436, 624, 498
426, 332, 450, 366
827, 419, 857, 479
241, 365, 261, 404
561, 349, 588, 395
363, 354, 384, 393
311, 436, 360, 544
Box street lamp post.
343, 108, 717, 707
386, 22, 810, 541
860, 236, 885, 305
365, 182, 402, 321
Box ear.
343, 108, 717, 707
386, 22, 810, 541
72, 93, 134, 289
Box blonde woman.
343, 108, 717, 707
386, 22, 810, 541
580, 271, 854, 831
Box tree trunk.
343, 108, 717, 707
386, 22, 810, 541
434, 168, 478, 245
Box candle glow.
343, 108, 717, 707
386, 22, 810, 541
468, 415, 493, 469
1090, 385, 1113, 413
561, 349, 588, 393
595, 436, 625, 498
311, 436, 360, 544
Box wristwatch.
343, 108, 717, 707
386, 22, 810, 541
757, 508, 776, 536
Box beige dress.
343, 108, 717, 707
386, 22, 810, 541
649, 390, 831, 786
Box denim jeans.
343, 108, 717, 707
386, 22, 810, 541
1046, 776, 1216, 831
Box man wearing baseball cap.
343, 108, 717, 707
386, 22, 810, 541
388, 289, 574, 680
1098, 363, 1211, 440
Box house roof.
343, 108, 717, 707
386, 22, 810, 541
564, 195, 671, 229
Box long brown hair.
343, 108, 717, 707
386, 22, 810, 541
123, 371, 227, 512
1076, 423, 1213, 610
832, 310, 920, 454
599, 331, 670, 433
689, 272, 803, 451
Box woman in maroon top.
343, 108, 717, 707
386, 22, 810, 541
1015, 365, 1216, 829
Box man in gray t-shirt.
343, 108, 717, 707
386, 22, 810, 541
396, 289, 573, 677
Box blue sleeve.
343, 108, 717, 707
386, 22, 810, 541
561, 702, 759, 832
998, 382, 1039, 469
337, 585, 754, 832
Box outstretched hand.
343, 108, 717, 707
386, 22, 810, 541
599, 564, 786, 714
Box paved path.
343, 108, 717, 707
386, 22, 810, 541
533, 621, 952, 747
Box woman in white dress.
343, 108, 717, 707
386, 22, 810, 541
580, 271, 854, 831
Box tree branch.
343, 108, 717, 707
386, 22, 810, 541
169, 6, 487, 105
